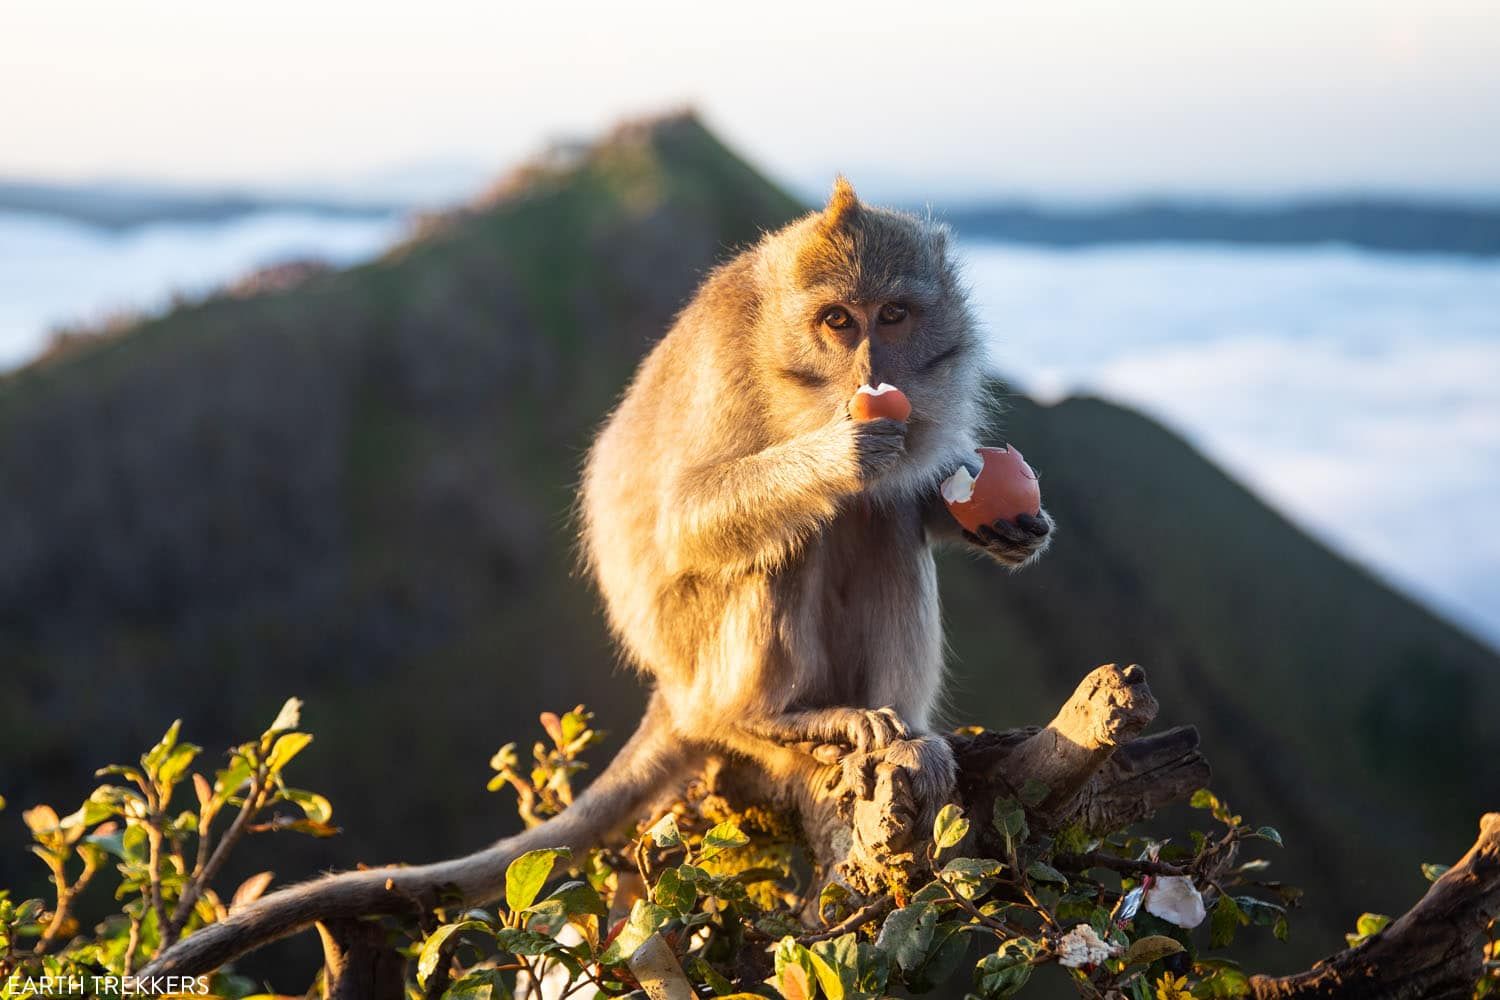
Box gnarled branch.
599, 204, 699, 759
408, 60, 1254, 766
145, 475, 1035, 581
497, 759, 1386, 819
1248, 812, 1500, 999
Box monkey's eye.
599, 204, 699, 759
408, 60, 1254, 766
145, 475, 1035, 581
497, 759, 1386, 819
878, 302, 909, 324
821, 306, 855, 332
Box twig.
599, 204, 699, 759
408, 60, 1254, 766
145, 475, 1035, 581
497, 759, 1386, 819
1054, 852, 1188, 879
140, 781, 171, 943
122, 916, 142, 976
164, 764, 269, 947
33, 852, 101, 954
799, 894, 894, 944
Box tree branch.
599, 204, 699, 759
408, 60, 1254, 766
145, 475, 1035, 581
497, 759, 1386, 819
1248, 812, 1500, 999
316, 918, 406, 1000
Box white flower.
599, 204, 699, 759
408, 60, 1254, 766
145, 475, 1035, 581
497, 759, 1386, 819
1056, 923, 1119, 968
1144, 876, 1207, 928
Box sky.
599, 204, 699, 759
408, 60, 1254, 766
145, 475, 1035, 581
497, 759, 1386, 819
5, 0, 1500, 202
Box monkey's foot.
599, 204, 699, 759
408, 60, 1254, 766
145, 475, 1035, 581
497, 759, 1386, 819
828, 735, 958, 897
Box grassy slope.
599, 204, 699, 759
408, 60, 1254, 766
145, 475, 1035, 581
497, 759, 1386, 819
0, 113, 1493, 978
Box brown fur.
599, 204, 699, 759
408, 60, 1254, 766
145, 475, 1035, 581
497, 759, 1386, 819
580, 179, 1052, 801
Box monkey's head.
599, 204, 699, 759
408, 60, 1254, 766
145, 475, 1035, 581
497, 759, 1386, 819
754, 177, 986, 494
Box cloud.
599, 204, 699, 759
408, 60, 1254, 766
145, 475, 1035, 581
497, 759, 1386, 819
965, 240, 1500, 645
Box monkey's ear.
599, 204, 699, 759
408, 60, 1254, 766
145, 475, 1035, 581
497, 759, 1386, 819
820, 175, 861, 231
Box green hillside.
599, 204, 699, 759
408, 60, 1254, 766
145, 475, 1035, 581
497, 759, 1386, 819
0, 112, 1494, 981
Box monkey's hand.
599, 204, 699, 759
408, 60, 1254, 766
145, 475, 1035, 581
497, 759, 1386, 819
962, 508, 1054, 568
756, 706, 910, 755
844, 417, 907, 483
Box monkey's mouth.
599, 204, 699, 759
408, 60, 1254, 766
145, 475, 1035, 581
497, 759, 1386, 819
849, 382, 912, 422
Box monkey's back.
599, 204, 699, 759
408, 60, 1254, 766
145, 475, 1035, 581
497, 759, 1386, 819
579, 254, 768, 682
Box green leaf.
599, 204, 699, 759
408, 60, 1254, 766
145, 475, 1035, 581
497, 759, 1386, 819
504, 848, 569, 913
1235, 895, 1287, 929
156, 743, 201, 789
940, 857, 1004, 899
645, 813, 682, 849
1210, 894, 1249, 949
932, 803, 970, 851
281, 788, 333, 824
264, 697, 303, 737
875, 901, 936, 972
653, 867, 696, 914
777, 962, 813, 1000
1421, 862, 1450, 882
942, 857, 1005, 879
1018, 778, 1050, 808
1252, 825, 1283, 847
992, 798, 1028, 854
974, 938, 1040, 997
1189, 788, 1219, 811
1024, 861, 1067, 885
911, 880, 950, 904
1192, 966, 1250, 997
1344, 911, 1391, 947
266, 732, 314, 772
688, 955, 737, 996
905, 923, 969, 993
809, 934, 869, 1000
417, 919, 493, 986
788, 936, 847, 1000
700, 820, 749, 857
214, 756, 254, 798
774, 937, 821, 1000
141, 720, 183, 777
85, 828, 128, 860
543, 879, 607, 921
443, 970, 504, 1000
598, 899, 670, 965
1121, 934, 1184, 966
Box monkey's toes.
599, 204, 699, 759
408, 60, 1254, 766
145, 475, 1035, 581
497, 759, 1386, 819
880, 736, 958, 829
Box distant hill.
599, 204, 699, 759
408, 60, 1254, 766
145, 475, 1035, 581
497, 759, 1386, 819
0, 178, 398, 229
0, 113, 1495, 984
937, 198, 1500, 255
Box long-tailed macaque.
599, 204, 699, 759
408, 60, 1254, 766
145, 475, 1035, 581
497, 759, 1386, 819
144, 178, 1052, 976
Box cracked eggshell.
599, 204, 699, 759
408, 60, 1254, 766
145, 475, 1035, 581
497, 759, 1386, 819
941, 445, 1041, 532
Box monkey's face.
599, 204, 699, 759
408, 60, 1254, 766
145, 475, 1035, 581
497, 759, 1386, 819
757, 180, 986, 482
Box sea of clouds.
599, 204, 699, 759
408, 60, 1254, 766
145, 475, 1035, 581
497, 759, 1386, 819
0, 210, 405, 369
1, 213, 1495, 648
963, 241, 1500, 648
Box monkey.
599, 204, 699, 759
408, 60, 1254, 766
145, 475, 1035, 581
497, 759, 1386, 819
142, 178, 1052, 977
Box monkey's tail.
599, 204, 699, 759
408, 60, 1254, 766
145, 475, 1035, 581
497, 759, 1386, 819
141, 693, 686, 977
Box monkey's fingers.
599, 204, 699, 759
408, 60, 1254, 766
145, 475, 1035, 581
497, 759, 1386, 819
835, 752, 876, 799
1014, 512, 1051, 538
978, 519, 1032, 546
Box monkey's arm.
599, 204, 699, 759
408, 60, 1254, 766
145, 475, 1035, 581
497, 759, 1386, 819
923, 489, 1054, 568
663, 418, 902, 574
